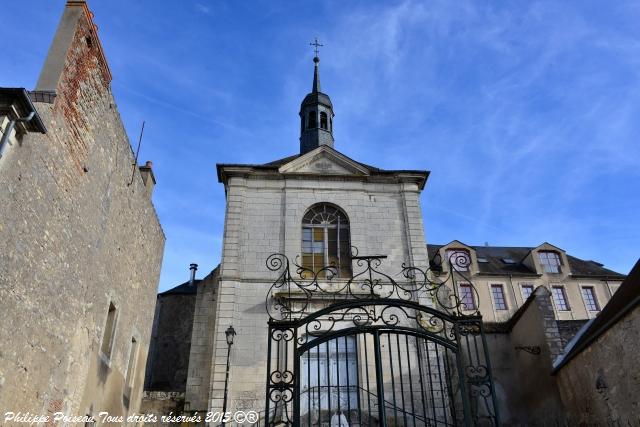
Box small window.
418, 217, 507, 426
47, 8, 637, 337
477, 257, 488, 263
491, 284, 508, 310
521, 283, 534, 300
308, 111, 317, 128
446, 249, 471, 271
125, 337, 139, 391
458, 283, 476, 310
539, 251, 562, 273
581, 287, 599, 311
552, 286, 570, 311
320, 112, 328, 129
101, 302, 117, 358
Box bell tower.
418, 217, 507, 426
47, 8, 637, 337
299, 39, 334, 154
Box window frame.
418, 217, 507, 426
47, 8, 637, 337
539, 251, 562, 274
100, 301, 118, 361
446, 249, 471, 272
551, 285, 571, 311
490, 284, 508, 310
320, 111, 328, 129
520, 283, 534, 301
308, 110, 317, 129
458, 282, 476, 311
301, 204, 352, 279
581, 286, 600, 312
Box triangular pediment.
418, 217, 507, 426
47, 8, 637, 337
278, 146, 370, 176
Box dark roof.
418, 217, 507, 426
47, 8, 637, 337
158, 280, 200, 296
553, 259, 640, 373
158, 265, 220, 296
301, 91, 333, 110
427, 244, 625, 279
0, 87, 47, 133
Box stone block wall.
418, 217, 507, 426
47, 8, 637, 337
556, 305, 640, 423
190, 170, 429, 417
0, 1, 164, 421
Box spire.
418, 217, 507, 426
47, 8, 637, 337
299, 39, 334, 155
312, 56, 321, 93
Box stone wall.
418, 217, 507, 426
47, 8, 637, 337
485, 287, 567, 424
0, 1, 164, 422
190, 170, 430, 415
145, 292, 197, 392
556, 303, 640, 422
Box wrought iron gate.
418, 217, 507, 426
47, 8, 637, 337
264, 252, 500, 426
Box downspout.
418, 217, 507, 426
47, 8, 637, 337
0, 111, 36, 160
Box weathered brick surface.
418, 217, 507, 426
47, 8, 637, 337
0, 2, 164, 421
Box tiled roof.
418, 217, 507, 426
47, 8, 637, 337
427, 244, 625, 279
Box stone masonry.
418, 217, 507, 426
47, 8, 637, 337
0, 1, 164, 423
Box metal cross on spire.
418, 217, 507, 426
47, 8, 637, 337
310, 38, 323, 57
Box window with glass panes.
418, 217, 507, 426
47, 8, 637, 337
521, 284, 534, 300
581, 287, 599, 311
446, 249, 471, 271
491, 284, 508, 310
539, 251, 562, 273
302, 204, 352, 278
458, 283, 476, 310
552, 286, 570, 311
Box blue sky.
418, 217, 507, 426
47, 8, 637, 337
2, 1, 638, 291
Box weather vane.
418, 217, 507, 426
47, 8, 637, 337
310, 38, 323, 57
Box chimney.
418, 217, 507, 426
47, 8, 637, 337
189, 264, 198, 286
138, 160, 156, 197
36, 1, 112, 92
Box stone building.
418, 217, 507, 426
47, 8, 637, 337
427, 241, 625, 324
0, 1, 164, 423
143, 47, 633, 425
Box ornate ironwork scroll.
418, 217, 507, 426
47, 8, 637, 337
265, 248, 481, 321
264, 251, 500, 427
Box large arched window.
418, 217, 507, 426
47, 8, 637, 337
302, 204, 351, 278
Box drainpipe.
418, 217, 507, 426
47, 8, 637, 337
0, 112, 36, 160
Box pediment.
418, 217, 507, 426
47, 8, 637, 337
278, 146, 370, 176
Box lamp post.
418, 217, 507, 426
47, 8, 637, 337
221, 325, 236, 427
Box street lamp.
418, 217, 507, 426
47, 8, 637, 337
221, 326, 236, 426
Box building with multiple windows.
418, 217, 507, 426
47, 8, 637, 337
427, 241, 625, 323
142, 44, 629, 424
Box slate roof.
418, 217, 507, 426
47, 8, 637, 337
158, 265, 220, 296
427, 244, 625, 279
158, 280, 200, 296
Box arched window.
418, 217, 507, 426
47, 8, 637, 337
308, 111, 317, 129
320, 112, 328, 129
301, 204, 351, 278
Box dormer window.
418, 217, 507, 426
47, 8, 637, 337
446, 249, 471, 272
320, 112, 328, 129
308, 111, 317, 129
539, 251, 561, 273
